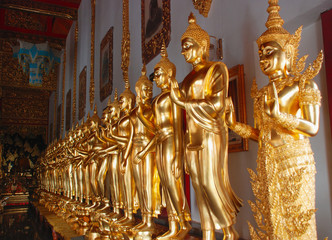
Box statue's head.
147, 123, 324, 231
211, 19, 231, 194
154, 43, 176, 90
119, 75, 136, 114
119, 91, 135, 113
181, 13, 210, 64
104, 88, 120, 124
257, 0, 302, 79
88, 106, 101, 131
135, 65, 153, 104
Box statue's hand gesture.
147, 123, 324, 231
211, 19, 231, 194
225, 97, 236, 127
170, 75, 179, 89
134, 151, 144, 164
172, 152, 182, 179
120, 161, 126, 175
264, 82, 280, 119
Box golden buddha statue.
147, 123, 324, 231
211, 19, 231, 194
98, 90, 124, 239
99, 89, 123, 221
225, 0, 323, 239
139, 44, 191, 239
84, 108, 103, 208
110, 79, 137, 228
170, 13, 242, 240
128, 65, 161, 235
74, 120, 87, 204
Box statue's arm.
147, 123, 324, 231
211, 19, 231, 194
226, 97, 259, 141
170, 77, 186, 108
123, 118, 134, 162
110, 121, 129, 145
95, 130, 107, 144
134, 136, 156, 164
101, 127, 117, 144
264, 80, 320, 137
137, 105, 157, 133
172, 100, 184, 179
292, 80, 320, 137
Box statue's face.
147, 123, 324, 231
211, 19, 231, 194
154, 67, 168, 89
109, 105, 120, 122
139, 82, 153, 104
258, 41, 288, 77
102, 111, 109, 124
90, 120, 98, 132
181, 38, 203, 64
119, 96, 130, 112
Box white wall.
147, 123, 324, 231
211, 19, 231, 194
49, 0, 332, 239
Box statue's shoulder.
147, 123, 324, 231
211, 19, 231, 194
205, 61, 228, 79
118, 114, 129, 125
303, 78, 319, 90
153, 91, 169, 104
208, 61, 227, 71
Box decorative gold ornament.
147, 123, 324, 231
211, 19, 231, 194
53, 88, 57, 140
141, 0, 171, 64
89, 0, 96, 110
61, 47, 66, 136
192, 0, 213, 18
121, 0, 130, 83
72, 21, 78, 126
5, 9, 44, 31
1, 0, 77, 20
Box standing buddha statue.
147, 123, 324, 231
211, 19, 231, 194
110, 79, 137, 228
129, 65, 161, 235
170, 13, 242, 240
226, 0, 323, 239
139, 44, 191, 240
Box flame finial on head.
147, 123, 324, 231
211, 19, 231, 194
154, 41, 176, 76
136, 64, 152, 95
93, 104, 98, 115
107, 89, 118, 106
113, 88, 119, 104
160, 42, 168, 58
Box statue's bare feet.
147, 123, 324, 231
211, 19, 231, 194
171, 221, 191, 239
223, 226, 239, 240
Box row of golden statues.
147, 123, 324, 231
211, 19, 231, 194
35, 1, 323, 239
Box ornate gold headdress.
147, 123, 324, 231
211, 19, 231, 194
257, 0, 305, 74
257, 0, 302, 49
181, 12, 210, 52
154, 42, 176, 76
120, 0, 135, 108
192, 0, 212, 18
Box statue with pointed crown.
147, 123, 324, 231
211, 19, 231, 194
225, 0, 323, 239
170, 12, 242, 240
138, 43, 191, 239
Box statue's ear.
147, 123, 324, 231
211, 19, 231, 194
285, 44, 294, 72
285, 45, 293, 60
201, 39, 208, 52
167, 69, 173, 78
